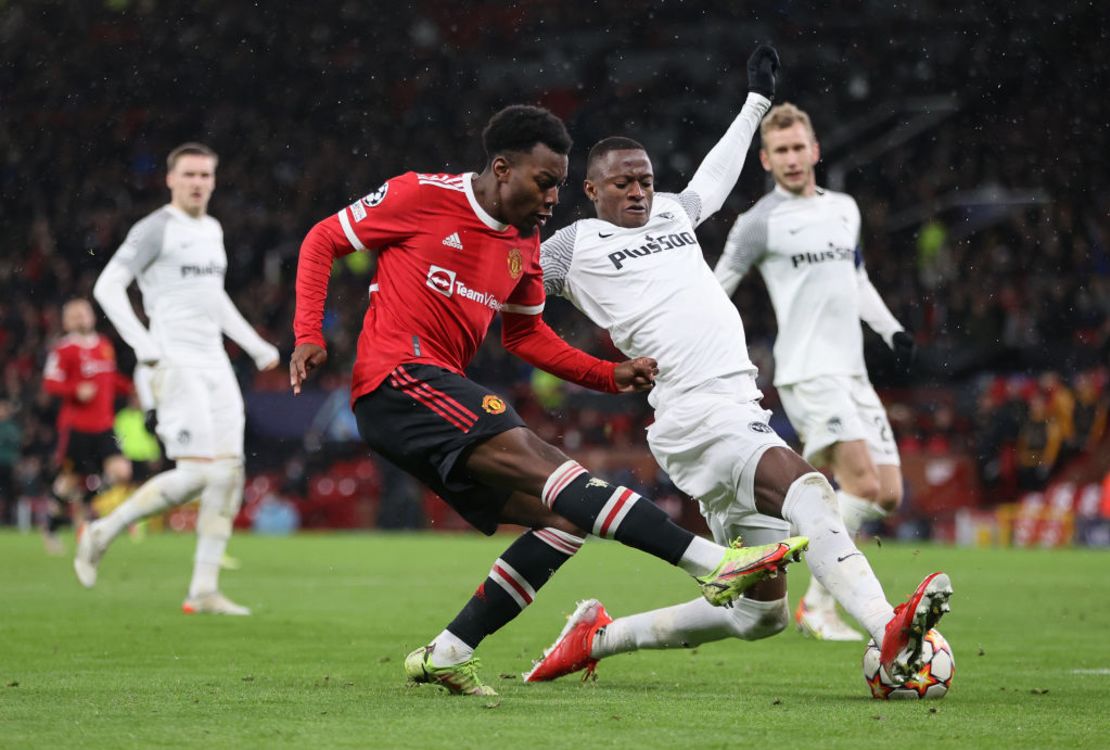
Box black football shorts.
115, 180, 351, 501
353, 364, 526, 535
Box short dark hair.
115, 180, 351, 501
586, 136, 646, 175
482, 105, 572, 163
167, 142, 219, 171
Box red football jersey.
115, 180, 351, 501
295, 172, 549, 401
43, 333, 131, 432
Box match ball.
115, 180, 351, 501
862, 629, 954, 700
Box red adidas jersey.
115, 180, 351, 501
43, 333, 131, 433
295, 171, 617, 402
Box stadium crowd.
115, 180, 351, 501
1, 0, 1106, 526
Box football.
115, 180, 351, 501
862, 629, 955, 699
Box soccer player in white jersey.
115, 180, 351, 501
75, 143, 279, 615
714, 103, 916, 640
524, 47, 951, 685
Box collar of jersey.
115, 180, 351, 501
773, 184, 825, 200
165, 203, 208, 222
462, 172, 510, 232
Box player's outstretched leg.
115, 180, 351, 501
523, 594, 790, 682
182, 457, 249, 616
74, 462, 207, 588
769, 465, 953, 682
540, 461, 807, 606
407, 527, 584, 696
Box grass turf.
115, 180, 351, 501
2, 529, 1108, 748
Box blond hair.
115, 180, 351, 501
760, 103, 817, 147
166, 142, 218, 172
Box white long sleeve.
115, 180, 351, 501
856, 268, 903, 346
219, 291, 278, 369
93, 259, 162, 363
684, 92, 771, 224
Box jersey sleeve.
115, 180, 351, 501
683, 92, 771, 225
714, 207, 768, 295
42, 345, 78, 398
503, 241, 546, 316
113, 211, 167, 274
332, 172, 423, 253
539, 224, 578, 298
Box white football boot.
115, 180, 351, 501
182, 592, 252, 616
73, 522, 107, 588
795, 598, 865, 641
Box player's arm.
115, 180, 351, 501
42, 347, 79, 398
291, 175, 414, 393
218, 291, 279, 371
93, 217, 163, 364
854, 230, 914, 367
676, 46, 778, 227
713, 209, 765, 296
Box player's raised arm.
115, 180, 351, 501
679, 45, 778, 226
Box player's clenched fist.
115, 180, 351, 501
613, 356, 659, 393
746, 45, 780, 101
290, 343, 328, 395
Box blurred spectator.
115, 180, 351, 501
1071, 371, 1108, 454
0, 399, 21, 523
1016, 395, 1063, 490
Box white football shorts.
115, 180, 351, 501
647, 389, 790, 539
777, 374, 900, 469
150, 360, 245, 459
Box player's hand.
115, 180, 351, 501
891, 330, 916, 371
747, 45, 780, 100
290, 343, 327, 395
75, 382, 97, 402
254, 343, 281, 371
613, 357, 658, 393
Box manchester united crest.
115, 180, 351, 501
507, 248, 523, 279
481, 394, 507, 415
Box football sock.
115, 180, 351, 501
803, 490, 886, 610
591, 596, 789, 658
95, 461, 207, 543
435, 527, 584, 666
781, 473, 893, 644
541, 461, 704, 569
189, 458, 243, 598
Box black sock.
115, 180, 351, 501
446, 528, 583, 648
541, 461, 693, 565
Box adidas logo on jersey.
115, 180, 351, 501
442, 232, 464, 250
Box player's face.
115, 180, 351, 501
62, 300, 95, 334
495, 144, 568, 237
167, 154, 217, 217
760, 123, 820, 196
584, 150, 654, 228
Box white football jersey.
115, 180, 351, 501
543, 192, 761, 410
715, 186, 902, 386
95, 204, 275, 371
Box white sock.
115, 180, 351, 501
782, 473, 893, 644
592, 596, 788, 658
838, 490, 885, 535
675, 535, 725, 577
428, 629, 475, 667
188, 459, 242, 599
803, 490, 883, 610
96, 464, 207, 542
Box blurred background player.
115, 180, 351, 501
526, 48, 950, 685
75, 143, 279, 615
714, 103, 916, 641
291, 104, 805, 697
41, 298, 133, 554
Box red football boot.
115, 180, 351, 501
523, 599, 613, 682
880, 572, 953, 683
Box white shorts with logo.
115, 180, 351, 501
777, 374, 900, 469
151, 360, 245, 460
647, 392, 791, 543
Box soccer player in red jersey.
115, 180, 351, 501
291, 105, 808, 696
42, 298, 133, 550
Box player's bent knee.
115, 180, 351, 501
728, 597, 790, 641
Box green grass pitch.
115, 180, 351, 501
2, 529, 1108, 748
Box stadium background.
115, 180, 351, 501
1, 0, 1107, 547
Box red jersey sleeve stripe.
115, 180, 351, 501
337, 208, 367, 251
502, 302, 545, 315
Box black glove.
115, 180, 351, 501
747, 45, 780, 100
891, 331, 916, 371
144, 409, 158, 436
